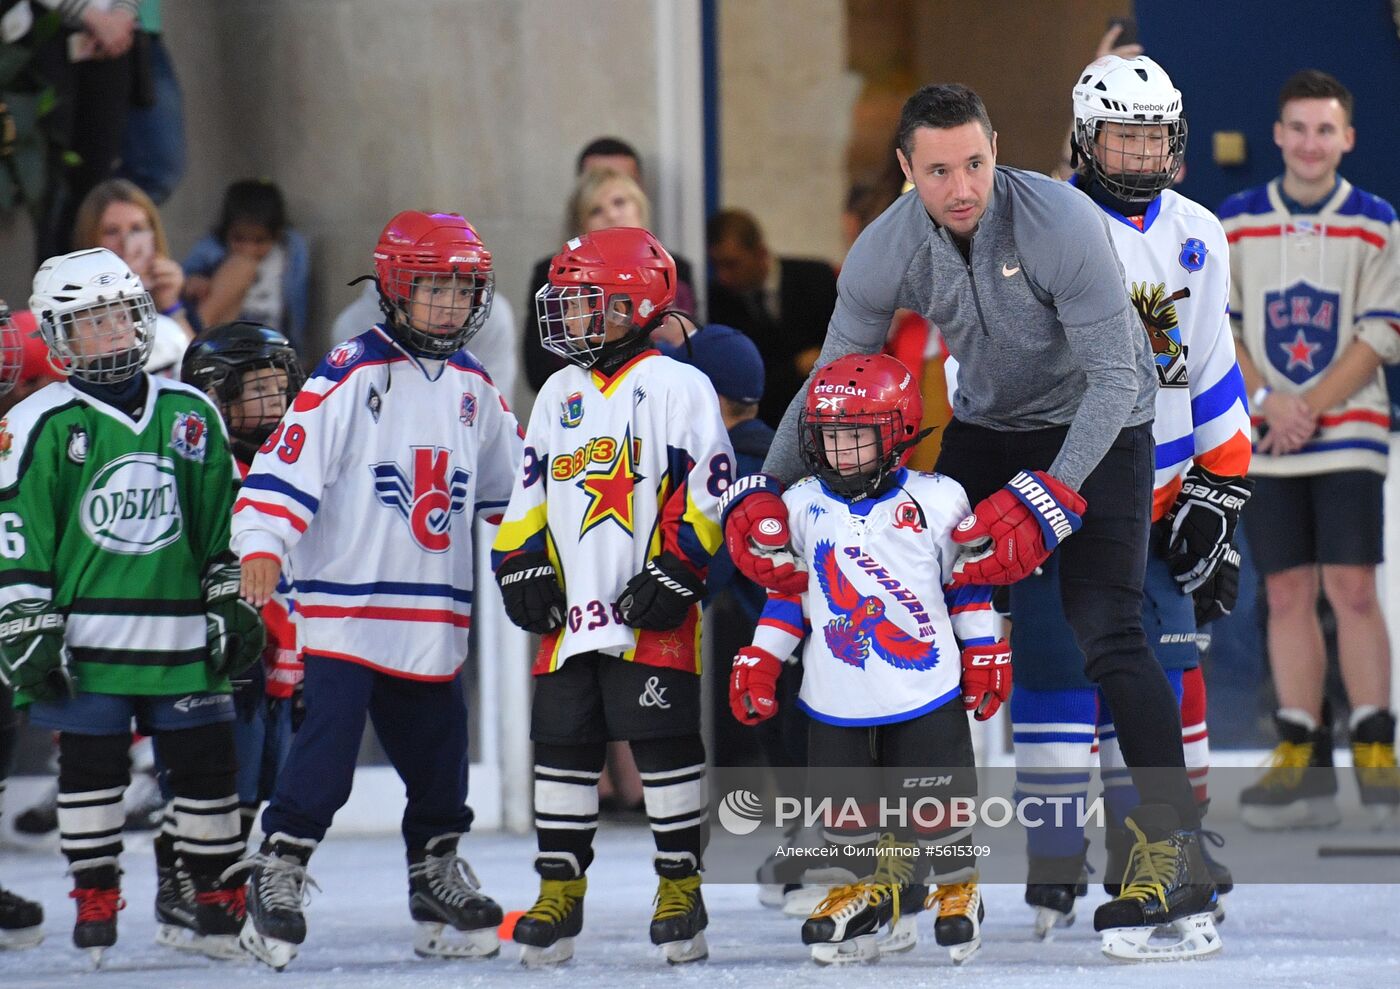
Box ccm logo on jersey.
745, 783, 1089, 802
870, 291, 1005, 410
1009, 471, 1075, 543
371, 446, 472, 553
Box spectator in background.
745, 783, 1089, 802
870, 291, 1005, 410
72, 178, 190, 374
523, 167, 696, 391
575, 135, 642, 181
116, 0, 186, 204
1221, 70, 1400, 828
705, 208, 837, 429
183, 179, 311, 351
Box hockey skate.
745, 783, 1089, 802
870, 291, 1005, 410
1351, 710, 1400, 829
69, 864, 124, 968
1240, 712, 1340, 830
931, 874, 983, 964
781, 865, 857, 917
231, 832, 318, 971
1025, 841, 1089, 940
1094, 804, 1221, 962
801, 838, 922, 966
153, 843, 201, 954
514, 856, 587, 968
0, 884, 44, 950
650, 853, 707, 964
407, 834, 502, 959
756, 824, 814, 909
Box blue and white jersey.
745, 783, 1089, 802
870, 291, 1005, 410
751, 470, 999, 727
231, 325, 522, 680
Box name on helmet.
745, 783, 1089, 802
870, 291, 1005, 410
812, 384, 867, 397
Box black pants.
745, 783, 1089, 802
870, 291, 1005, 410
936, 419, 1198, 828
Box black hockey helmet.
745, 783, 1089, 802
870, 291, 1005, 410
182, 321, 304, 461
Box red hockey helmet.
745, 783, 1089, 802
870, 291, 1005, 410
535, 226, 676, 368
372, 210, 495, 357
0, 304, 22, 396
799, 353, 923, 500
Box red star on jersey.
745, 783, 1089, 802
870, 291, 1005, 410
1280, 329, 1323, 373
657, 632, 684, 658
578, 428, 643, 538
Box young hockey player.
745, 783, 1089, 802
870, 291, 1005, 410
0, 304, 45, 952
148, 321, 303, 956
230, 211, 520, 970
493, 226, 733, 966
1005, 56, 1246, 959
729, 353, 1008, 966
0, 249, 262, 966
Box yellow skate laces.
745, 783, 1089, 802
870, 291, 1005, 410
653, 874, 701, 921
1256, 741, 1314, 789
1353, 742, 1400, 788
929, 880, 977, 919
1116, 819, 1177, 911
526, 877, 587, 923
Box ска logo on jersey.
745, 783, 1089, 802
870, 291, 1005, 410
371, 446, 472, 553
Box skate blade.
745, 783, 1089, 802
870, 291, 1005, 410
661, 931, 708, 965
757, 884, 785, 909
782, 886, 830, 918
156, 923, 247, 961
1241, 797, 1341, 831
1101, 913, 1222, 962
239, 922, 297, 971
811, 934, 880, 966
88, 947, 105, 969
1364, 802, 1400, 831
0, 925, 44, 951
519, 936, 574, 968
413, 921, 500, 959
949, 935, 981, 965
1033, 905, 1074, 940
876, 915, 918, 955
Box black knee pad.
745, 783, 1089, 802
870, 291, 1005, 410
58, 732, 132, 793
629, 733, 705, 774
157, 721, 237, 800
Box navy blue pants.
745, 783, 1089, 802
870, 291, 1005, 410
260, 655, 472, 852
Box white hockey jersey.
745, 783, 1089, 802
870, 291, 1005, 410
1219, 177, 1400, 476
1078, 180, 1252, 519
750, 470, 999, 727
492, 350, 732, 674
230, 326, 522, 680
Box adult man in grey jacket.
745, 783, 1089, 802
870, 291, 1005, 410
721, 85, 1221, 959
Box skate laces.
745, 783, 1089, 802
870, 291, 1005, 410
1116, 820, 1177, 910
525, 877, 587, 922
413, 850, 487, 908
223, 851, 319, 911
196, 885, 248, 919
929, 881, 977, 918
1352, 742, 1400, 787
1256, 740, 1313, 788
653, 874, 701, 921
70, 886, 125, 923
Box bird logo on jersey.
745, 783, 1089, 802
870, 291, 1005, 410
813, 541, 938, 671
371, 445, 472, 553
1130, 281, 1190, 388
577, 427, 642, 539
1264, 282, 1339, 384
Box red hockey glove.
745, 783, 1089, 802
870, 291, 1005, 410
719, 474, 808, 595
960, 641, 1011, 721
951, 470, 1086, 586
730, 647, 783, 725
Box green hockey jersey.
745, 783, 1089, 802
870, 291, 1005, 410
0, 376, 238, 702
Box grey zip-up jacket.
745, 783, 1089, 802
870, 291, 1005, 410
764, 165, 1156, 490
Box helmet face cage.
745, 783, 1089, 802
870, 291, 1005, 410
799, 407, 905, 501
380, 264, 495, 358
1076, 115, 1187, 202
536, 283, 637, 368
213, 354, 305, 455
46, 291, 157, 385
0, 307, 21, 396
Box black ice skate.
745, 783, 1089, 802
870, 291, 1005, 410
931, 874, 983, 965
69, 863, 124, 968
1240, 711, 1340, 830
1196, 800, 1232, 924
231, 832, 318, 970
1093, 804, 1221, 962
650, 852, 707, 965
407, 833, 502, 959
190, 872, 248, 961
0, 883, 44, 951
153, 841, 201, 955
1025, 841, 1089, 940
1350, 710, 1400, 828
801, 836, 924, 965
514, 855, 587, 968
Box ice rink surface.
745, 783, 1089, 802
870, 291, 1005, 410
3, 824, 1399, 989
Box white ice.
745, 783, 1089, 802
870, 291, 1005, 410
3, 825, 1398, 989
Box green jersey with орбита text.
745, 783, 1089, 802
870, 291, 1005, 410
0, 374, 238, 704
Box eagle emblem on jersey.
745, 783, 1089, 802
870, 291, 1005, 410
577, 427, 642, 539
170, 411, 208, 462
813, 541, 937, 671
1130, 281, 1190, 389
1264, 281, 1338, 384
371, 445, 471, 553
1178, 238, 1208, 273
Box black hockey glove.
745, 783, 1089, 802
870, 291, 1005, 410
616, 552, 705, 631
204, 562, 266, 678
0, 605, 77, 702
495, 551, 565, 634
1191, 542, 1241, 627
1163, 465, 1254, 594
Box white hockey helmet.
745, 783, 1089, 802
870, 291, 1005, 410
30, 247, 156, 385
1071, 55, 1186, 203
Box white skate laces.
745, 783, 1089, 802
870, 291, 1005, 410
223, 850, 319, 913
412, 848, 487, 909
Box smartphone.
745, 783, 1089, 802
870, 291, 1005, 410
1107, 16, 1138, 48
